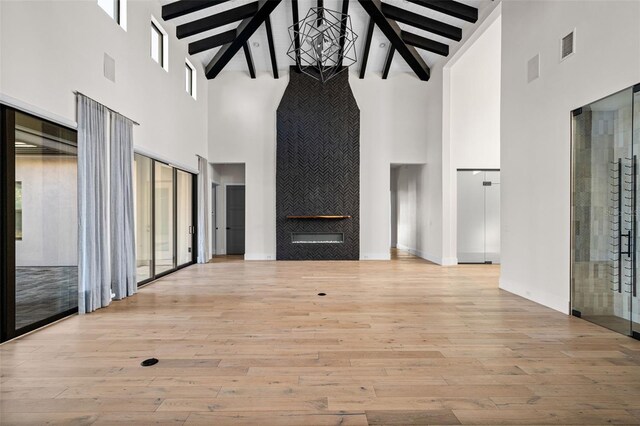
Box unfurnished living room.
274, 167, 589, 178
1, 0, 640, 425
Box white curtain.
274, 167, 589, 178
197, 156, 210, 263
78, 94, 111, 313
110, 112, 137, 299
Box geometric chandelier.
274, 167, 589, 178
287, 7, 358, 83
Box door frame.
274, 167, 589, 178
211, 182, 219, 256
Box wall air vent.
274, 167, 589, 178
561, 30, 575, 61
104, 53, 116, 82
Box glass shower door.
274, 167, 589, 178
572, 87, 634, 336
457, 170, 501, 264
457, 171, 486, 263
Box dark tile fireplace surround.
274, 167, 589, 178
276, 68, 360, 260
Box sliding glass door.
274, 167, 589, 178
134, 154, 153, 282
133, 153, 196, 285
154, 162, 175, 275
177, 170, 195, 266
1, 106, 78, 342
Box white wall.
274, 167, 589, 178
351, 75, 431, 260
500, 0, 640, 313
207, 71, 432, 260
0, 0, 208, 171
415, 0, 502, 265
444, 13, 502, 264
207, 73, 287, 260
15, 156, 77, 266
211, 164, 246, 256
450, 16, 501, 170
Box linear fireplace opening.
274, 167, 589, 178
291, 232, 344, 244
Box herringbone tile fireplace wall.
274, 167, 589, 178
276, 68, 360, 260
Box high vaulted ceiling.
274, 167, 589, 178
160, 0, 484, 80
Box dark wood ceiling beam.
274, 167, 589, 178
405, 0, 478, 23
357, 0, 430, 81
381, 2, 461, 41
264, 15, 279, 78
243, 42, 256, 79
382, 46, 395, 79
176, 2, 258, 39
162, 0, 230, 21
188, 29, 236, 55
359, 18, 375, 79
401, 30, 449, 56
205, 0, 282, 79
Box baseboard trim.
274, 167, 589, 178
360, 253, 392, 260
499, 277, 569, 314
395, 244, 454, 266
243, 254, 276, 261
441, 257, 458, 266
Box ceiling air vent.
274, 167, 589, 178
561, 30, 575, 61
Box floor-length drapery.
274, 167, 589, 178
197, 156, 210, 263
110, 112, 137, 299
77, 94, 111, 313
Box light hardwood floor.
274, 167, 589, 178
2, 253, 640, 425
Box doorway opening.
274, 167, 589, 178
211, 164, 245, 258
390, 164, 425, 259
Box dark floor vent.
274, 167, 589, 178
141, 358, 159, 367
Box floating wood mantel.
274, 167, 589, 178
287, 215, 351, 219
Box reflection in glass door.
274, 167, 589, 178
1, 106, 79, 342
154, 162, 175, 275
571, 86, 636, 336
177, 170, 194, 266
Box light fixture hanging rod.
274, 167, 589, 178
317, 0, 324, 26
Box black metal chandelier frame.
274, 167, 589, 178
287, 6, 358, 83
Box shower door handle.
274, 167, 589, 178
621, 232, 632, 257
